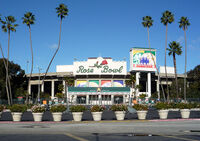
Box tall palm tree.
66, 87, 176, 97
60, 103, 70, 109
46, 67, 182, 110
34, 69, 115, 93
22, 12, 35, 103
179, 17, 190, 102
167, 41, 182, 101
161, 10, 174, 102
41, 3, 68, 87
142, 16, 166, 101
1, 16, 18, 105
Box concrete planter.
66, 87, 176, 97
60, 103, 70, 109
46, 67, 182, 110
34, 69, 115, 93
169, 108, 179, 111
180, 109, 190, 119
92, 112, 103, 121
32, 113, 43, 122
52, 112, 63, 122
72, 112, 83, 121
158, 110, 169, 119
137, 111, 147, 120
12, 112, 22, 121
115, 111, 126, 120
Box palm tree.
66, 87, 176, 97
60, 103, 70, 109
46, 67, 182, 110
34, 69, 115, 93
142, 16, 166, 101
22, 12, 35, 103
167, 41, 182, 101
179, 17, 190, 102
125, 74, 136, 105
41, 4, 68, 86
1, 16, 18, 105
161, 10, 174, 102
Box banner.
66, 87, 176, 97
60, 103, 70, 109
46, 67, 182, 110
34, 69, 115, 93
89, 80, 99, 87
76, 80, 87, 87
113, 80, 123, 87
130, 48, 156, 71
101, 80, 111, 87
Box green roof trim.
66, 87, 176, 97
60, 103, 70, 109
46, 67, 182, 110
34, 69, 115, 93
68, 87, 130, 92
132, 47, 156, 50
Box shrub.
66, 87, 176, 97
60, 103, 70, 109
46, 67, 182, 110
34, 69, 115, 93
0, 105, 4, 112
55, 93, 64, 98
154, 102, 169, 110
90, 105, 105, 112
31, 105, 46, 113
176, 103, 192, 109
50, 104, 66, 112
133, 104, 148, 111
70, 105, 87, 112
168, 102, 178, 109
9, 104, 27, 113
110, 104, 127, 111
139, 94, 147, 99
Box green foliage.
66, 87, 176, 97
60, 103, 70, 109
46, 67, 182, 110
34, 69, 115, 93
161, 10, 174, 25
22, 12, 35, 27
176, 103, 192, 109
154, 102, 169, 110
110, 104, 127, 111
26, 104, 34, 109
56, 3, 68, 20
0, 59, 26, 99
133, 104, 148, 111
142, 16, 153, 28
179, 17, 190, 31
168, 102, 179, 109
125, 74, 136, 88
139, 94, 147, 99
0, 105, 5, 112
1, 16, 18, 32
167, 41, 182, 56
55, 93, 64, 98
40, 92, 50, 99
58, 84, 64, 92
31, 105, 45, 113
65, 76, 74, 86
50, 104, 66, 112
15, 87, 27, 98
9, 104, 27, 112
70, 105, 87, 112
90, 105, 105, 112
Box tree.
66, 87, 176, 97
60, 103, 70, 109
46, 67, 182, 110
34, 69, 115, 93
161, 10, 174, 102
22, 12, 35, 103
142, 16, 166, 101
0, 58, 26, 100
65, 76, 74, 87
1, 16, 18, 105
179, 16, 190, 102
42, 4, 68, 86
167, 41, 182, 100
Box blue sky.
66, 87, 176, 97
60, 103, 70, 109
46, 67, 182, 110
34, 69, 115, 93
0, 0, 200, 74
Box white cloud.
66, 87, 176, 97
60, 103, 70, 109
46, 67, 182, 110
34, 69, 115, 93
176, 36, 184, 44
49, 44, 58, 49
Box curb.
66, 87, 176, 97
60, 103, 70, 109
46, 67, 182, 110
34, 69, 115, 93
0, 118, 200, 124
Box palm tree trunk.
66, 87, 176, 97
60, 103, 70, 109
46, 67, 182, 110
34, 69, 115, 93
184, 29, 187, 102
0, 44, 11, 105
165, 24, 170, 102
173, 53, 179, 101
41, 19, 63, 87
147, 27, 166, 101
7, 31, 13, 105
26, 26, 34, 104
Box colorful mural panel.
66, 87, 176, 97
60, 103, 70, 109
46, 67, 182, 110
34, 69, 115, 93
76, 80, 87, 87
132, 48, 156, 71
113, 80, 124, 87
101, 80, 111, 87
89, 80, 99, 87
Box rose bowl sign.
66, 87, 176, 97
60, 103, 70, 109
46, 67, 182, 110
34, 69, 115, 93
73, 57, 126, 75
130, 48, 156, 72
